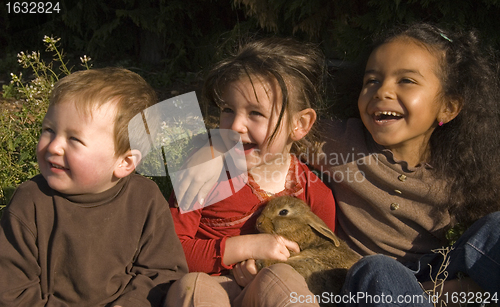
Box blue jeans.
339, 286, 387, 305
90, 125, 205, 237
340, 211, 500, 306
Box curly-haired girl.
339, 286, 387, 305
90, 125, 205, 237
331, 22, 500, 305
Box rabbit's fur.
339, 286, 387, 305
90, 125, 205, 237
255, 196, 361, 305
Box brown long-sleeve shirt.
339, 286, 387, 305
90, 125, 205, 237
319, 118, 451, 263
0, 174, 187, 307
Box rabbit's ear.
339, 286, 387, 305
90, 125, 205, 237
307, 221, 340, 247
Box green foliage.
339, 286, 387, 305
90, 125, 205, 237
0, 53, 21, 84
0, 36, 92, 207
446, 223, 467, 246
138, 101, 206, 200
2, 83, 19, 100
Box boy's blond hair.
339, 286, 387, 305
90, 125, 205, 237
50, 67, 157, 156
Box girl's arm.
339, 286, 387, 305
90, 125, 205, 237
224, 234, 300, 287
170, 201, 299, 274
170, 187, 300, 274
169, 197, 228, 273
223, 233, 300, 266
173, 132, 228, 209
169, 191, 299, 274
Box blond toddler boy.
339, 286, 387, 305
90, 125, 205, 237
0, 68, 188, 306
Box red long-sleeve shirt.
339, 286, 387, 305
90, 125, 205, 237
169, 155, 336, 275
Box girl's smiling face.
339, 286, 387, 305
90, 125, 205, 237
358, 38, 448, 165
218, 75, 293, 173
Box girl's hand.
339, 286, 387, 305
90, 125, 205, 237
223, 234, 300, 266
261, 234, 301, 260
232, 259, 258, 287
173, 139, 225, 209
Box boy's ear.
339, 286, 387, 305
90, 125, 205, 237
439, 98, 462, 125
290, 108, 317, 141
114, 149, 142, 179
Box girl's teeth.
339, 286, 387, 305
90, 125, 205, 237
376, 111, 402, 117
374, 111, 404, 121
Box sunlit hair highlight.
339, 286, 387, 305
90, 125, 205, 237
202, 37, 326, 157
50, 67, 157, 157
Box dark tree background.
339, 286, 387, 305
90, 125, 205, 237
3, 0, 500, 114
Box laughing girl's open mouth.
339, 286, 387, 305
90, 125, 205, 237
242, 142, 257, 154
374, 111, 404, 122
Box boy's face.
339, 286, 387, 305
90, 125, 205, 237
37, 100, 123, 194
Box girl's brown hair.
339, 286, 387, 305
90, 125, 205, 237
202, 37, 326, 157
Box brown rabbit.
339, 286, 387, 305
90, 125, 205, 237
255, 196, 361, 306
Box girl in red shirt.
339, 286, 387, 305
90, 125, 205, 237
167, 37, 336, 307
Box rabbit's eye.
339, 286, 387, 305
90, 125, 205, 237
278, 209, 289, 216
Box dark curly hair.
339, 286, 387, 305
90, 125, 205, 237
374, 23, 500, 227
202, 37, 326, 157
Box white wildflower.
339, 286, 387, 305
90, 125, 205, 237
80, 55, 91, 63
43, 35, 60, 44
